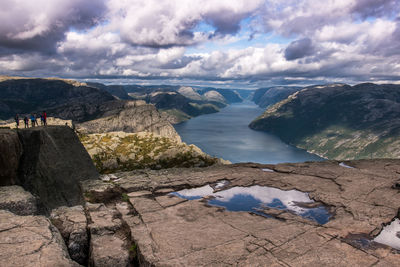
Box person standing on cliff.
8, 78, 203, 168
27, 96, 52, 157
24, 116, 29, 128
30, 114, 35, 127
34, 113, 39, 126
43, 111, 47, 126
14, 114, 19, 129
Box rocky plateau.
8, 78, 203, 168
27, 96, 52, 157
1, 126, 400, 266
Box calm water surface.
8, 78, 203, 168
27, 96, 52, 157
174, 101, 323, 164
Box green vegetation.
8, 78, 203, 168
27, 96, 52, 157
79, 132, 219, 173
250, 84, 400, 160
121, 193, 129, 202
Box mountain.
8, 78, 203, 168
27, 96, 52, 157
0, 77, 115, 121
234, 89, 254, 100
249, 83, 400, 160
86, 82, 132, 100
76, 100, 180, 141
252, 86, 301, 108
177, 86, 203, 101
251, 87, 269, 104
202, 90, 227, 103
199, 88, 243, 103
126, 88, 225, 124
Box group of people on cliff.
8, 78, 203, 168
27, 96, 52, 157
14, 112, 47, 128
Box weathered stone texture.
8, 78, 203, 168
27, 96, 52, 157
0, 185, 37, 215
50, 206, 88, 265
0, 210, 79, 267
82, 160, 400, 266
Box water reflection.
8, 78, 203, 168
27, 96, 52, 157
171, 183, 331, 224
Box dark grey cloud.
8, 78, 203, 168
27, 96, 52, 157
351, 0, 400, 19
284, 38, 315, 60
0, 0, 107, 54
205, 11, 249, 35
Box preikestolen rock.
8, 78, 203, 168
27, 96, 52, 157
0, 210, 80, 267
50, 206, 88, 265
0, 185, 37, 215
86, 203, 131, 266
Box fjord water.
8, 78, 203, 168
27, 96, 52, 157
174, 100, 322, 163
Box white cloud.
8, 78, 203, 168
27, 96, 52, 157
0, 0, 399, 85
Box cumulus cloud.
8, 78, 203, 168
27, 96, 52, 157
0, 0, 106, 54
106, 0, 264, 47
0, 0, 399, 86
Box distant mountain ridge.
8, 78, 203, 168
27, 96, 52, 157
250, 83, 400, 160
0, 78, 115, 121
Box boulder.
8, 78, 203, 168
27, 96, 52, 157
0, 129, 22, 185
0, 185, 37, 215
0, 210, 79, 266
50, 206, 88, 265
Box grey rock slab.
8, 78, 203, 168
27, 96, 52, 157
155, 194, 187, 208
86, 203, 131, 266
0, 185, 37, 215
50, 205, 88, 265
127, 190, 152, 198
0, 210, 80, 267
89, 235, 130, 267
87, 203, 124, 235
129, 197, 163, 214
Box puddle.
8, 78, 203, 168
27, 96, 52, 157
339, 162, 354, 169
171, 183, 332, 224
373, 218, 400, 250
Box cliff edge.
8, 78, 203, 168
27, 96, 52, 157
0, 126, 98, 211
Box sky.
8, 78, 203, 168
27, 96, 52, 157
0, 0, 399, 89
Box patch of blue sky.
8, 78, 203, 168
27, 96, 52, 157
187, 15, 294, 55
193, 21, 216, 33
186, 31, 293, 55
68, 20, 111, 34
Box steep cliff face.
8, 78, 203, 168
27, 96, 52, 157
250, 83, 400, 160
0, 129, 22, 185
76, 100, 181, 141
0, 126, 98, 211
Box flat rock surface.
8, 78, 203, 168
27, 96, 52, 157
86, 203, 131, 266
0, 185, 37, 215
0, 210, 79, 267
86, 160, 400, 266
